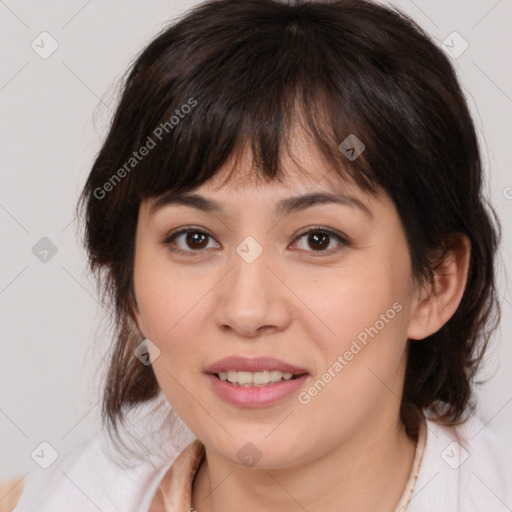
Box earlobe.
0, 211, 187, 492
406, 233, 471, 341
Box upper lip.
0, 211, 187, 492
205, 356, 309, 375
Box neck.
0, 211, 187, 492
192, 409, 417, 512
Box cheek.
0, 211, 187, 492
300, 281, 408, 430
308, 259, 410, 385
314, 267, 399, 341
134, 249, 200, 340
133, 256, 218, 398
134, 272, 175, 341
133, 258, 208, 414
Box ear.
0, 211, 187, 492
407, 233, 471, 341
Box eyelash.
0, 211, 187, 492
162, 225, 350, 257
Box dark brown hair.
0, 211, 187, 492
77, 0, 502, 444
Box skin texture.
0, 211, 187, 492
133, 136, 471, 512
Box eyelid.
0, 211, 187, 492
161, 225, 350, 256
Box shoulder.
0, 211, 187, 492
409, 412, 512, 512
13, 429, 180, 512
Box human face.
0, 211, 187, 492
132, 142, 421, 470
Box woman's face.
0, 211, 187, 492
132, 141, 424, 469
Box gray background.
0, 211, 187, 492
1, 0, 511, 484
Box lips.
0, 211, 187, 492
205, 356, 310, 407
204, 356, 309, 376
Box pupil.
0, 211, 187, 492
187, 232, 207, 249
309, 233, 328, 250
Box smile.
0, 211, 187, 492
217, 370, 298, 387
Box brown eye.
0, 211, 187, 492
184, 231, 209, 249
163, 227, 219, 256
163, 225, 349, 257
291, 227, 350, 255
306, 232, 330, 251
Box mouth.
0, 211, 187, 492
214, 370, 307, 387
204, 356, 310, 407
205, 355, 309, 384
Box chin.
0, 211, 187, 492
207, 432, 307, 470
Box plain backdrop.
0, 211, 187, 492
1, 0, 511, 483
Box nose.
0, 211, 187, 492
213, 241, 292, 338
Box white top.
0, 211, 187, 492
14, 412, 512, 512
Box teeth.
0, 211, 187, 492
217, 370, 295, 386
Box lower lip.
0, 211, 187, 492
206, 374, 309, 408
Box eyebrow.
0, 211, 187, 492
150, 190, 372, 218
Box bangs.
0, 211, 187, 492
136, 87, 379, 199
